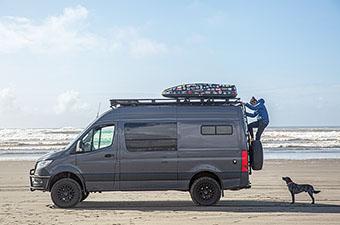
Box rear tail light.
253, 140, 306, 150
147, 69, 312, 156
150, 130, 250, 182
241, 149, 248, 172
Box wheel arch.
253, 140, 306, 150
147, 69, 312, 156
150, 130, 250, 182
189, 171, 223, 190
48, 171, 85, 192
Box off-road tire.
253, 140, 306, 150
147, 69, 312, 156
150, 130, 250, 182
250, 140, 263, 170
190, 177, 221, 206
51, 178, 82, 208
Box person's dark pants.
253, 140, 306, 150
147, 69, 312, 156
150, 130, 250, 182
248, 120, 268, 141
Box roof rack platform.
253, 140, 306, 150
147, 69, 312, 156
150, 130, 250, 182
110, 97, 241, 108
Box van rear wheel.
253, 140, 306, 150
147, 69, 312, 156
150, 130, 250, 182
51, 178, 82, 208
190, 177, 221, 206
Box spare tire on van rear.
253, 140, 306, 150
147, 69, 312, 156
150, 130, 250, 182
250, 140, 263, 170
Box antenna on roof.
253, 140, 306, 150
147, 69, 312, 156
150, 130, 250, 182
96, 102, 101, 118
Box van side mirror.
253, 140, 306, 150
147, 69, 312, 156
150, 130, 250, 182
76, 140, 84, 153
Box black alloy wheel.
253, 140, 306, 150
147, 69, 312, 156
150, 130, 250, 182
51, 178, 82, 208
190, 177, 221, 206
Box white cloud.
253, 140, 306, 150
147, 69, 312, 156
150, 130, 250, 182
0, 5, 169, 58
109, 26, 168, 58
0, 87, 18, 114
0, 5, 100, 54
54, 90, 89, 114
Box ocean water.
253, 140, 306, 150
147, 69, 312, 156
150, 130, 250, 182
1, 127, 340, 160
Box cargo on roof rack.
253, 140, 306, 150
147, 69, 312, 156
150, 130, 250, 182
162, 83, 237, 99
110, 97, 241, 107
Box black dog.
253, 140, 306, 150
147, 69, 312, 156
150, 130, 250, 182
282, 177, 320, 204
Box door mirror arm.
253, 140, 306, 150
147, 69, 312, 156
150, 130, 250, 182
76, 140, 84, 153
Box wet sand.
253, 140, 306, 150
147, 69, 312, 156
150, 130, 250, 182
0, 160, 340, 225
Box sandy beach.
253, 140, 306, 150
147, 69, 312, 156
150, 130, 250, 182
0, 159, 339, 225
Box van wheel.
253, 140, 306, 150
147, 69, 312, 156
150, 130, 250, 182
80, 191, 89, 202
51, 178, 81, 208
251, 140, 264, 170
190, 177, 221, 206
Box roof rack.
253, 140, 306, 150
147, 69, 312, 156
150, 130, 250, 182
110, 97, 242, 108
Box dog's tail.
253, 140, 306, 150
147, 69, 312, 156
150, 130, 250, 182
314, 190, 321, 194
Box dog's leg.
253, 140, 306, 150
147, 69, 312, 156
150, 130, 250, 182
290, 192, 295, 204
308, 191, 315, 204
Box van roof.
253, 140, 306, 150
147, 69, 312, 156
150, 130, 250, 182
103, 99, 245, 121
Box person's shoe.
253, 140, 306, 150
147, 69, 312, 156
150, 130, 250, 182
249, 136, 254, 143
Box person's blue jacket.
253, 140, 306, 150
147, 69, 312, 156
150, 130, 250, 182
245, 98, 269, 124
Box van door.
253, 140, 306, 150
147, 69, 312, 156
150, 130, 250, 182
118, 122, 178, 190
177, 121, 242, 188
75, 124, 117, 191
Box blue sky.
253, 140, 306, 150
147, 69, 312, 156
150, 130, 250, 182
0, 0, 339, 128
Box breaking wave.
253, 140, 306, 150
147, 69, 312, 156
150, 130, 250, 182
262, 127, 340, 149
0, 127, 82, 151
1, 127, 340, 151
1, 127, 340, 160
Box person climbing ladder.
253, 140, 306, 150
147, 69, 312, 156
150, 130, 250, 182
244, 96, 269, 141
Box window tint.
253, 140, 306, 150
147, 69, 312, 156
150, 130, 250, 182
201, 125, 233, 135
124, 122, 177, 152
81, 125, 115, 152
92, 129, 101, 150
100, 126, 115, 148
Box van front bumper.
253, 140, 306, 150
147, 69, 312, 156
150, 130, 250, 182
29, 169, 50, 191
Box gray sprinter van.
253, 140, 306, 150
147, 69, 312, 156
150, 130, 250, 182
30, 98, 263, 208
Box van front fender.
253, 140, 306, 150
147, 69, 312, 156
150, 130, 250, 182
48, 164, 86, 191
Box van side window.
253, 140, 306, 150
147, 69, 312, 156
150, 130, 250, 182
81, 125, 115, 152
124, 122, 177, 152
201, 125, 215, 135
201, 125, 233, 135
216, 125, 233, 135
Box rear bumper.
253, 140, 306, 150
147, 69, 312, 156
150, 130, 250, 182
222, 172, 250, 190
29, 169, 50, 191
240, 171, 250, 187
221, 172, 250, 190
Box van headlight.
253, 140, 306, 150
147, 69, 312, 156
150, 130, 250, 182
36, 160, 53, 170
